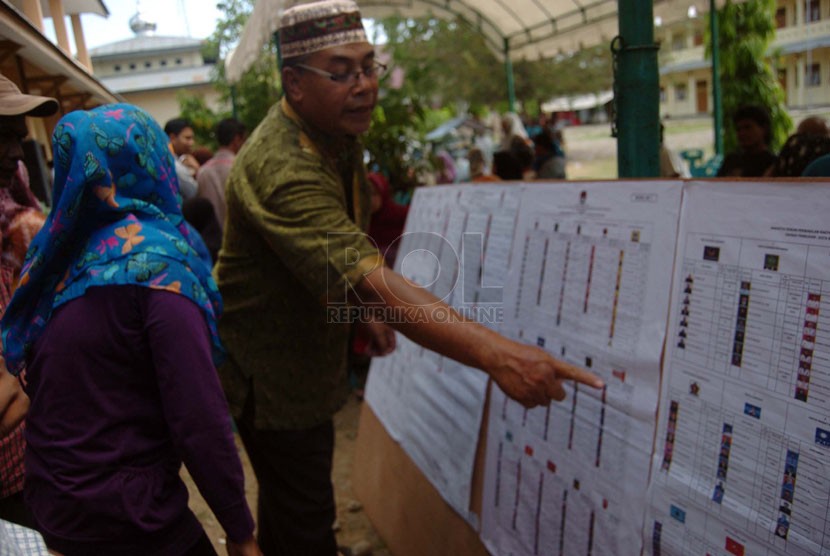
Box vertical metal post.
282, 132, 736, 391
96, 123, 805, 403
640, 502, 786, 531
616, 0, 660, 177
710, 0, 724, 156
504, 38, 516, 112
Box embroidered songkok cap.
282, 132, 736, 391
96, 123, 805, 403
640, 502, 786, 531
279, 0, 368, 60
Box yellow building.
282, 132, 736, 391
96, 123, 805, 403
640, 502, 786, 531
89, 8, 224, 127
658, 0, 830, 118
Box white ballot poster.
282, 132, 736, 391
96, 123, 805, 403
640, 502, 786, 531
480, 181, 684, 556
365, 184, 521, 518
646, 181, 830, 556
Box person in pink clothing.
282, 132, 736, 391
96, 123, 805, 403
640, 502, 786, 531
367, 172, 409, 267
197, 118, 246, 232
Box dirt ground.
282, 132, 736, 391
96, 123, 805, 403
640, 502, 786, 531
184, 391, 390, 556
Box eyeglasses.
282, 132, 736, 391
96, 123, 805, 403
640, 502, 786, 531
294, 61, 387, 86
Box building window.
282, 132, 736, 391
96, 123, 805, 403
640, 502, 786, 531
675, 83, 687, 101
693, 31, 703, 46
776, 7, 787, 28
161, 60, 168, 66
144, 61, 152, 68
660, 86, 667, 103
114, 64, 121, 72
176, 58, 183, 65
806, 0, 820, 22
129, 63, 136, 70
671, 33, 686, 51
806, 63, 821, 86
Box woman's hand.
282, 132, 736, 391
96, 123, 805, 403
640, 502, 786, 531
227, 536, 262, 556
0, 356, 28, 436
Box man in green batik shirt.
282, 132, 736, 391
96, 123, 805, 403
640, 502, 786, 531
214, 2, 604, 555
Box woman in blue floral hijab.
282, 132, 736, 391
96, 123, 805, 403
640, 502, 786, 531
2, 104, 223, 372
0, 104, 259, 556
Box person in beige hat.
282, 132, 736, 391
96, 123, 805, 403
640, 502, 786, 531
0, 74, 58, 117
0, 74, 58, 190
0, 73, 56, 529
214, 2, 603, 555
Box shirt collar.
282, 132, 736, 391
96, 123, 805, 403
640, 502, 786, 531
280, 97, 356, 160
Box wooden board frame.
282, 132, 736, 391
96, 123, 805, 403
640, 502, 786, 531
352, 395, 492, 556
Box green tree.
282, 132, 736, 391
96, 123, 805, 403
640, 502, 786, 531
377, 16, 612, 117
376, 17, 504, 109
513, 45, 612, 116
363, 85, 432, 191
707, 0, 792, 152
177, 93, 222, 149
182, 0, 280, 133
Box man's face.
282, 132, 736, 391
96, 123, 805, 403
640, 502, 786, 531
0, 115, 28, 189
736, 118, 766, 151
288, 42, 379, 137
170, 126, 195, 156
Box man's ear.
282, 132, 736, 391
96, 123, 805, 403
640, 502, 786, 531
282, 67, 303, 102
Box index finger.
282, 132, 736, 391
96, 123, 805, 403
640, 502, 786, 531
553, 359, 604, 389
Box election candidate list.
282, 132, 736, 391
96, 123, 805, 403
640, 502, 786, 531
481, 181, 683, 556
647, 181, 830, 556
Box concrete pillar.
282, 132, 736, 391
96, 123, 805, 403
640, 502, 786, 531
70, 13, 93, 71
48, 0, 71, 55
21, 0, 45, 32
795, 0, 804, 25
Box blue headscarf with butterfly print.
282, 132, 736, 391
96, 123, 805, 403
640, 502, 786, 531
1, 103, 224, 375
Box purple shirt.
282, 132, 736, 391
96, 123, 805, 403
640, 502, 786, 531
24, 286, 253, 554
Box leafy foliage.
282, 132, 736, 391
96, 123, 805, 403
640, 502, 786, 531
376, 17, 504, 111
363, 85, 433, 192
375, 17, 612, 114
177, 94, 222, 149
179, 0, 279, 136
513, 45, 613, 117
706, 0, 792, 151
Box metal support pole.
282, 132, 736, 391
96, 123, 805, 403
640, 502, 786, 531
504, 38, 516, 112
710, 0, 724, 157
615, 0, 660, 177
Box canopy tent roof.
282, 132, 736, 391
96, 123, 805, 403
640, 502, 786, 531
38, 0, 108, 17
6, 0, 108, 17
226, 0, 720, 83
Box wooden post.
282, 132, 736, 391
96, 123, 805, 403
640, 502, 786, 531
70, 13, 93, 71
21, 0, 45, 32
48, 0, 70, 55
